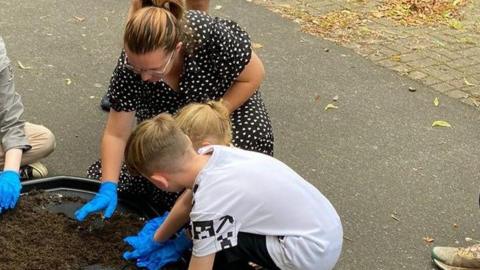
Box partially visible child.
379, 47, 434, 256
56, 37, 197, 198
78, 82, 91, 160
174, 100, 232, 150
0, 36, 55, 213
124, 113, 343, 270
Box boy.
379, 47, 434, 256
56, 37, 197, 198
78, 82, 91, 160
0, 36, 55, 212
124, 113, 343, 270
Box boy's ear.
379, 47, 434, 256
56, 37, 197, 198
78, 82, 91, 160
149, 172, 169, 190
201, 140, 211, 147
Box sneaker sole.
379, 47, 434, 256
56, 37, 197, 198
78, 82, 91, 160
433, 259, 480, 270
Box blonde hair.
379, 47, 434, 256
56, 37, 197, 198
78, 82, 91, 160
124, 0, 186, 54
174, 101, 232, 149
125, 113, 190, 176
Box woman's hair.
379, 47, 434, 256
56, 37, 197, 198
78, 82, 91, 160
124, 0, 186, 54
125, 113, 191, 176
174, 101, 232, 149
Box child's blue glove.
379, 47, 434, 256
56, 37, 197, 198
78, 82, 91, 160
123, 234, 163, 260
136, 230, 192, 270
136, 213, 169, 237
123, 213, 169, 260
74, 181, 118, 221
0, 170, 21, 213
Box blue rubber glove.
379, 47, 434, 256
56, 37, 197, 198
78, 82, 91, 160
136, 229, 192, 270
136, 213, 169, 237
123, 212, 169, 260
123, 234, 163, 260
0, 170, 21, 213
74, 181, 118, 221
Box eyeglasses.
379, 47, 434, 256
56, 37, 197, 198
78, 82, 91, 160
124, 50, 175, 78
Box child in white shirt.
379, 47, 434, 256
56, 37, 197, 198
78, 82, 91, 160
124, 111, 343, 270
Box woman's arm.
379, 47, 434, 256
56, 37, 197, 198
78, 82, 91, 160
222, 51, 265, 113
154, 189, 193, 242
100, 110, 136, 183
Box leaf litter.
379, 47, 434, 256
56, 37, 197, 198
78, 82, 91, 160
258, 0, 471, 45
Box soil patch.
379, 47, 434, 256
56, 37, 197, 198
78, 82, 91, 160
0, 191, 144, 270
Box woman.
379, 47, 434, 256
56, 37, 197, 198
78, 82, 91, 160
75, 0, 274, 221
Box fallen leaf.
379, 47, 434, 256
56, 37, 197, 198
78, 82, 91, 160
17, 61, 32, 70
390, 54, 401, 62
408, 86, 416, 92
252, 42, 264, 49
466, 237, 473, 242
453, 223, 458, 228
449, 19, 464, 30
73, 16, 86, 22
332, 95, 339, 101
214, 5, 222, 10
65, 78, 72, 85
432, 120, 452, 128
464, 78, 476, 86
343, 236, 353, 242
324, 104, 338, 111
459, 37, 476, 45
89, 96, 95, 99
423, 236, 434, 244
434, 97, 439, 107
390, 214, 400, 221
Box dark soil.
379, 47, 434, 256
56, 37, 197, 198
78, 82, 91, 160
0, 191, 144, 270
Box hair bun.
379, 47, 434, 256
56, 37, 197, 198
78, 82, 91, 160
151, 0, 184, 20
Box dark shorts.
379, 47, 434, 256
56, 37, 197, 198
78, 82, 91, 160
213, 232, 280, 270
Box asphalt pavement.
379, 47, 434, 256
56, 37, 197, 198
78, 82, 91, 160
1, 0, 479, 269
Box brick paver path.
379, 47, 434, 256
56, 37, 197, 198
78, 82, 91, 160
254, 0, 480, 107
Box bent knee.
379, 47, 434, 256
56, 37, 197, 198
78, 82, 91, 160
26, 124, 56, 158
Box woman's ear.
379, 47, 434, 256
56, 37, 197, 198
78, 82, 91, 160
176, 41, 183, 52
149, 172, 169, 190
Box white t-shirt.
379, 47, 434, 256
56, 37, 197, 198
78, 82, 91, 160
189, 146, 343, 270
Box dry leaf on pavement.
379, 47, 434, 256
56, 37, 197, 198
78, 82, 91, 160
432, 120, 451, 128
214, 5, 222, 10
324, 104, 338, 111
252, 42, 264, 49
17, 61, 32, 70
65, 78, 72, 85
434, 97, 439, 107
464, 78, 476, 86
423, 236, 434, 244
73, 16, 86, 22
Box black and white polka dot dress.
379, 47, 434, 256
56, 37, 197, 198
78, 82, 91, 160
87, 11, 274, 211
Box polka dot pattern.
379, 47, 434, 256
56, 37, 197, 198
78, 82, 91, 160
87, 11, 274, 210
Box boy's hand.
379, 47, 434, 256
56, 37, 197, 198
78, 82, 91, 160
123, 213, 169, 260
74, 181, 117, 221
123, 235, 163, 260
0, 170, 21, 212
136, 230, 193, 270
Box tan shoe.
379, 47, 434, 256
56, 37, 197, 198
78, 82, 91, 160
433, 258, 480, 270
432, 244, 480, 269
20, 162, 48, 180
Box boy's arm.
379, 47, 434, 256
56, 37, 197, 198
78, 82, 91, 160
3, 148, 22, 171
188, 254, 215, 270
0, 66, 31, 157
154, 189, 193, 242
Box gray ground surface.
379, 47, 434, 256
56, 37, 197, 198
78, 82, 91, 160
1, 0, 479, 269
